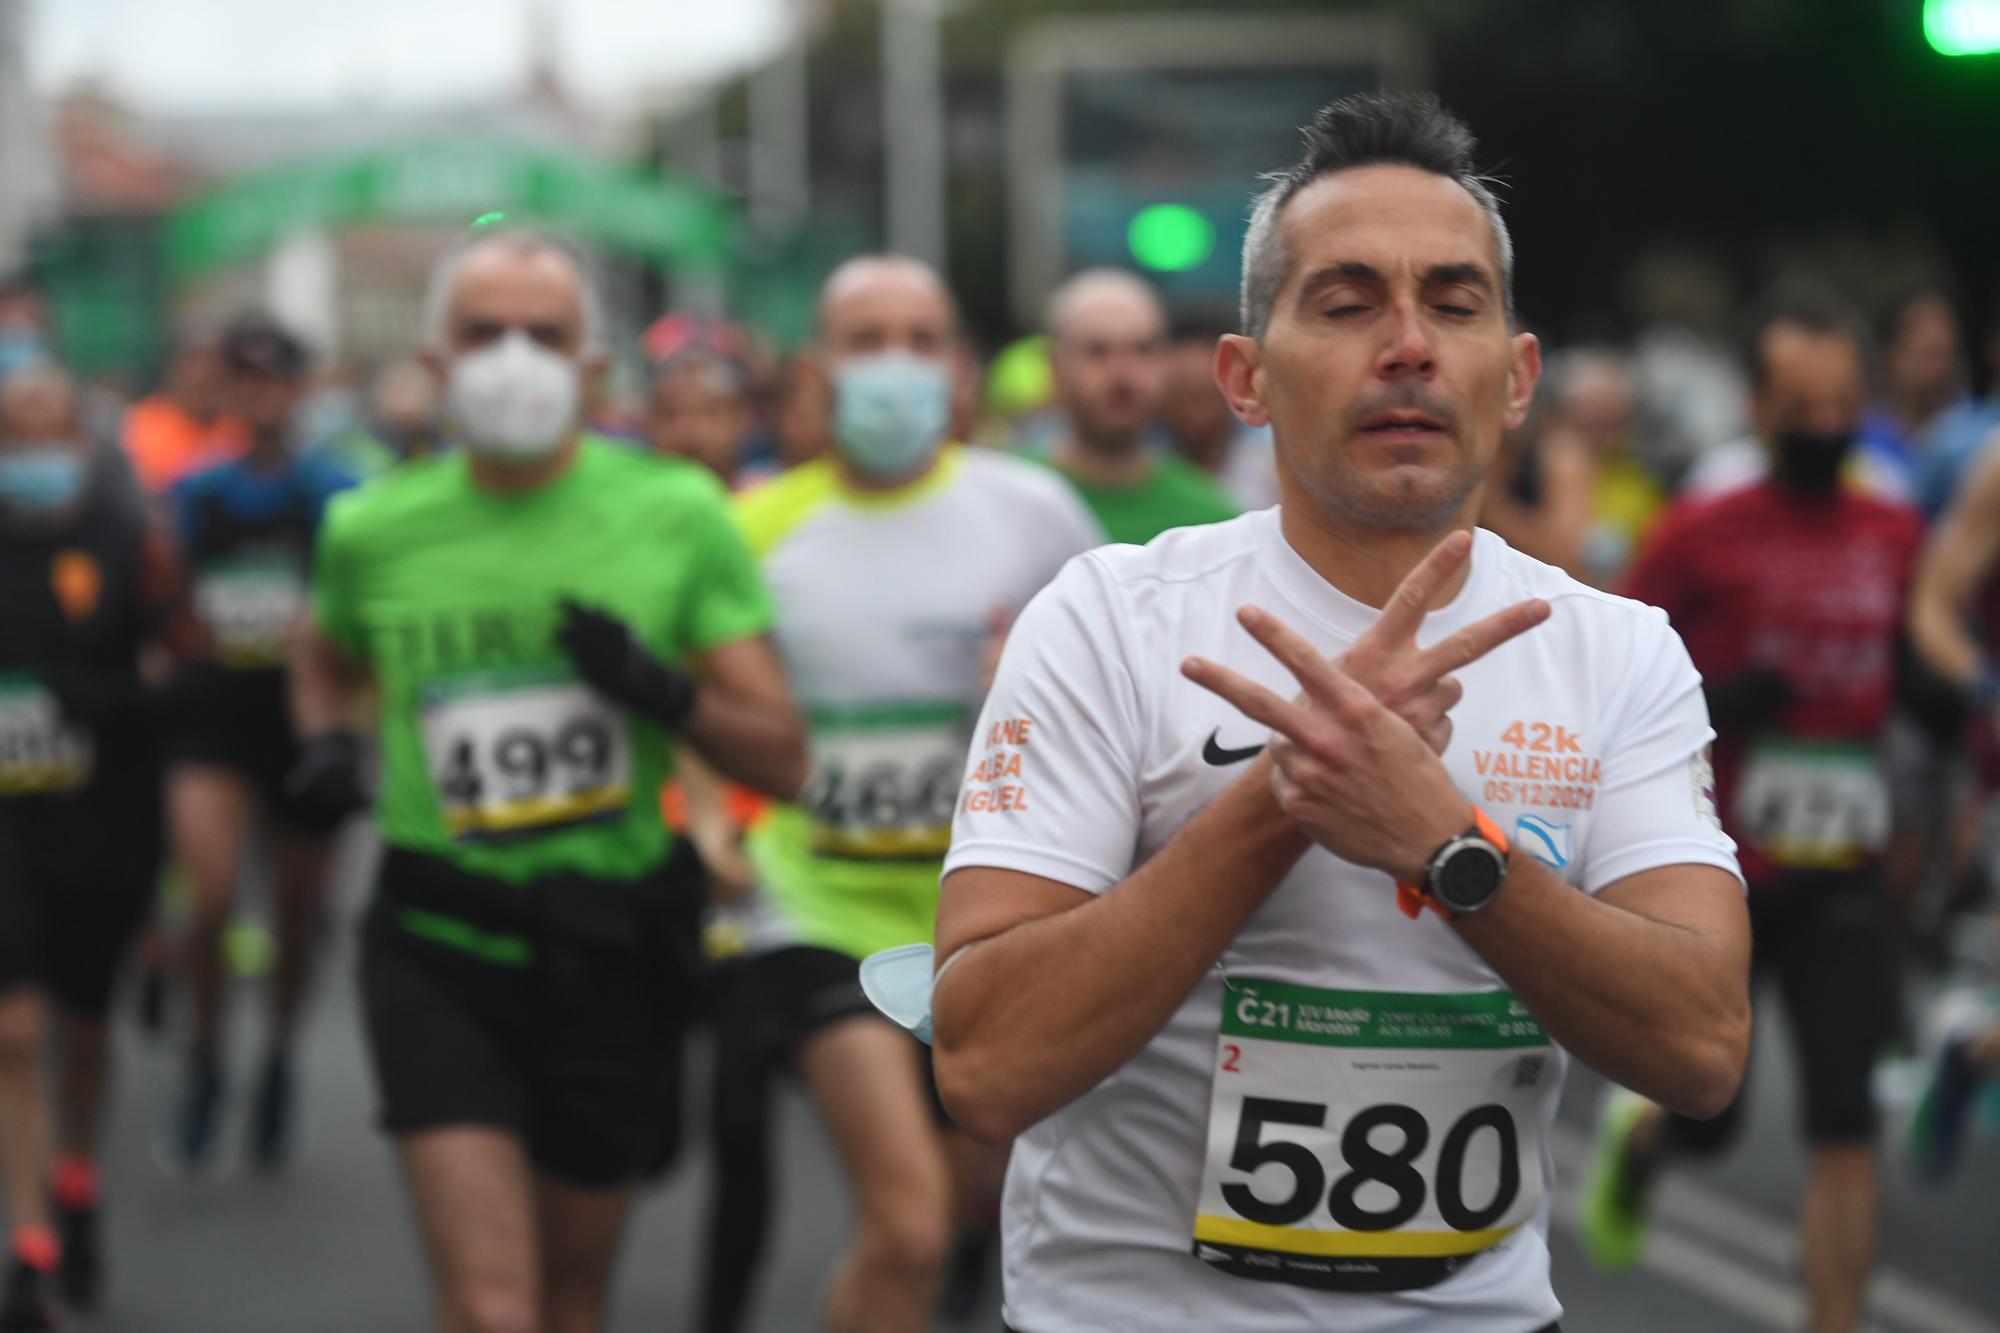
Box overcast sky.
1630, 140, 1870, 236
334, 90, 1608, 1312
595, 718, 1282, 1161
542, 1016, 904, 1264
27, 0, 791, 112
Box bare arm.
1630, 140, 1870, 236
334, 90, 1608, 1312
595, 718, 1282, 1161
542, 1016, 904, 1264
677, 747, 756, 902
933, 761, 1304, 1143
1453, 858, 1748, 1115
289, 621, 371, 736
1910, 439, 2000, 687
679, 635, 810, 802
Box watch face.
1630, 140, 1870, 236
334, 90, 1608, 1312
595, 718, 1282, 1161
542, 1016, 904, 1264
1435, 841, 1506, 912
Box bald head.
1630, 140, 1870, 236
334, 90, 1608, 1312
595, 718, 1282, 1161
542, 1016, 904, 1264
422, 228, 602, 354
0, 363, 81, 442
1046, 268, 1167, 347
1044, 269, 1169, 453
816, 256, 958, 361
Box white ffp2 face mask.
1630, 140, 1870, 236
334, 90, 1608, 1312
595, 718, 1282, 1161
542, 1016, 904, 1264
448, 330, 581, 463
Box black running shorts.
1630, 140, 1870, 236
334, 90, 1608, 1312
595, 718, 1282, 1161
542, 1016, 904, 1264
161, 665, 317, 830
0, 791, 162, 1015
358, 844, 704, 1189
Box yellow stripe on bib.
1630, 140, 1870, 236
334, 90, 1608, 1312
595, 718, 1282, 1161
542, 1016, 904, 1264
1192, 1214, 1516, 1258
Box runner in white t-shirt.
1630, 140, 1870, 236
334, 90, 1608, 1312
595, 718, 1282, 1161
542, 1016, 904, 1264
725, 256, 1102, 1333
931, 92, 1752, 1333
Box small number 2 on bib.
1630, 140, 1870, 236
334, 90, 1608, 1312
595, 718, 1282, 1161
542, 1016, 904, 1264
1194, 982, 1551, 1292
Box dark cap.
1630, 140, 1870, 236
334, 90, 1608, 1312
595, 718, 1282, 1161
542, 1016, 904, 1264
220, 316, 310, 380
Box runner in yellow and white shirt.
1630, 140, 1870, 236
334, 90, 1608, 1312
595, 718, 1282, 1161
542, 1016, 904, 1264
931, 94, 1751, 1333
729, 255, 1101, 1333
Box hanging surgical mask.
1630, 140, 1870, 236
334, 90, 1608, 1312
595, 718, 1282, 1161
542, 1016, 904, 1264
859, 943, 940, 1045
831, 350, 952, 480
0, 443, 87, 517
447, 330, 580, 463
1771, 429, 1853, 498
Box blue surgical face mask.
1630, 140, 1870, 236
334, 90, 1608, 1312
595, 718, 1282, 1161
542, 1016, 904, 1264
0, 444, 88, 517
831, 350, 952, 480
0, 330, 46, 381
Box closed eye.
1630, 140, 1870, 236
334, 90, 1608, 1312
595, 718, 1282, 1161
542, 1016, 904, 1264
1322, 305, 1370, 319
1434, 304, 1476, 318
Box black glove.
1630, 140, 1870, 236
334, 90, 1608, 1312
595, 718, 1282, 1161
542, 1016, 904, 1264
1894, 637, 1971, 748
1703, 669, 1796, 733
283, 728, 370, 835
555, 599, 698, 729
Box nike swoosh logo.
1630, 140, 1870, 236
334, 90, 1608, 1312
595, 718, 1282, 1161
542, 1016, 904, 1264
1202, 730, 1265, 766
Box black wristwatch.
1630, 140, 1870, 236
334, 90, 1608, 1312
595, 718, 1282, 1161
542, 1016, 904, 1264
1397, 807, 1512, 920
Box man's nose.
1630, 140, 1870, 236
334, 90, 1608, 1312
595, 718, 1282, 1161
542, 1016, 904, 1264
1376, 303, 1436, 380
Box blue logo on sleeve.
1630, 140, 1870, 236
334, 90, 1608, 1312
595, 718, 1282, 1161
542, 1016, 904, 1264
1514, 814, 1572, 869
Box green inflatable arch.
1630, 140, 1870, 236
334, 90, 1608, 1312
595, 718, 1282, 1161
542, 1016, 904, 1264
163, 140, 734, 279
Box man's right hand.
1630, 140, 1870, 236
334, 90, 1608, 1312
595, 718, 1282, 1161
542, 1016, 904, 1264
284, 728, 369, 834
1331, 530, 1553, 754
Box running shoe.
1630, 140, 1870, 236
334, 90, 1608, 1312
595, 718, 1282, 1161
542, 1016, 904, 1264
1908, 1031, 1981, 1184
248, 1049, 295, 1173
172, 1055, 226, 1173
134, 927, 172, 1040
0, 1261, 58, 1333
1577, 1087, 1656, 1271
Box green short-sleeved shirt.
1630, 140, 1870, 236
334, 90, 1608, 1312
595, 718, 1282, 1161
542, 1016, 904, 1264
313, 438, 772, 884
1038, 452, 1240, 547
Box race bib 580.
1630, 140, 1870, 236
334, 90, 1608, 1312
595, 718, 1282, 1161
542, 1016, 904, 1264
1194, 981, 1551, 1293
420, 663, 632, 843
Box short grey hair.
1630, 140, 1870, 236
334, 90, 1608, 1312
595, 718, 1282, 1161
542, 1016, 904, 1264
1239, 93, 1514, 341
420, 224, 604, 350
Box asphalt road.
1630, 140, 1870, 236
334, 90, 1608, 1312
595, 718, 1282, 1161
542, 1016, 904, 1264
54, 837, 2000, 1332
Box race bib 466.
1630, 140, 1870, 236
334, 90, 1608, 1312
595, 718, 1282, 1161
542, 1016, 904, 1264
1194, 982, 1551, 1293
800, 703, 969, 860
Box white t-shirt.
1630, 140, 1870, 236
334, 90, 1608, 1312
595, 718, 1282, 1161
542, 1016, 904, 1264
945, 509, 1739, 1333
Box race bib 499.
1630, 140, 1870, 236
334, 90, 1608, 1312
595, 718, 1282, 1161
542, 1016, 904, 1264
1193, 982, 1552, 1293
420, 663, 632, 843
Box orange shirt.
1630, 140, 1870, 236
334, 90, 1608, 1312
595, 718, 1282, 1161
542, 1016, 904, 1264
121, 396, 248, 495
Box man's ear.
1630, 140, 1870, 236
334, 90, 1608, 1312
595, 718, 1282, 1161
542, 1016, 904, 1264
1503, 331, 1542, 431
1215, 334, 1270, 428
418, 346, 449, 394
579, 347, 611, 405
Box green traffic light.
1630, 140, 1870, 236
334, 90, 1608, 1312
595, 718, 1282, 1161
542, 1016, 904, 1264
1926, 0, 2000, 54
1128, 204, 1215, 272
